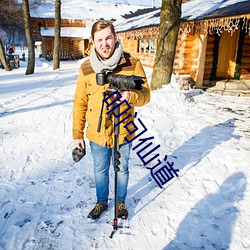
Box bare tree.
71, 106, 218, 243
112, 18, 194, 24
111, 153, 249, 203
0, 0, 24, 38
53, 0, 61, 70
151, 0, 182, 90
0, 37, 11, 71
0, 0, 23, 71
22, 0, 35, 75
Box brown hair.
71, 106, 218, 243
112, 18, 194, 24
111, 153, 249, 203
91, 20, 116, 40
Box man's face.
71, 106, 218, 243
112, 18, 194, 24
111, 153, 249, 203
93, 27, 117, 60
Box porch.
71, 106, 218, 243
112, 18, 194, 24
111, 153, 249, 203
205, 79, 250, 97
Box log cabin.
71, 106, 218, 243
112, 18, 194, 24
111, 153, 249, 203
31, 18, 92, 60
115, 0, 250, 92
30, 1, 152, 61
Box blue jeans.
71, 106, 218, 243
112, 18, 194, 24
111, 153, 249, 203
90, 141, 132, 205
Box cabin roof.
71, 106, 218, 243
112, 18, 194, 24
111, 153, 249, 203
115, 8, 160, 33
30, 0, 151, 20
182, 0, 250, 21
40, 27, 91, 39
115, 0, 250, 32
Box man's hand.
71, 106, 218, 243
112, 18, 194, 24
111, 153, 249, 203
74, 139, 85, 149
118, 90, 130, 102
108, 90, 130, 103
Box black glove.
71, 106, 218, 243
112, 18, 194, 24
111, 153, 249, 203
72, 145, 86, 162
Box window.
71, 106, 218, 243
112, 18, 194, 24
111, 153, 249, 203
137, 38, 156, 54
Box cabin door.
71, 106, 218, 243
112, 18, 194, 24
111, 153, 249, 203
216, 30, 239, 79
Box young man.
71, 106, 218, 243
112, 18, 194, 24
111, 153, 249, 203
72, 20, 150, 220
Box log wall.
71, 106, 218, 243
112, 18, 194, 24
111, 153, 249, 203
173, 34, 185, 74
203, 34, 216, 82
41, 37, 87, 58
173, 34, 199, 81
120, 38, 156, 68
240, 34, 250, 79
32, 17, 87, 59
32, 18, 86, 29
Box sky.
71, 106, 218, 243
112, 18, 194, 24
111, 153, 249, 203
0, 48, 249, 250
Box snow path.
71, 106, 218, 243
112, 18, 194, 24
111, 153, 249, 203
0, 59, 250, 249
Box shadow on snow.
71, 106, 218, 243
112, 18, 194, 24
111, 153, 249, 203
0, 100, 73, 117
128, 118, 240, 215
164, 172, 247, 249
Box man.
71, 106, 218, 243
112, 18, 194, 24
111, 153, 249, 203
72, 20, 150, 220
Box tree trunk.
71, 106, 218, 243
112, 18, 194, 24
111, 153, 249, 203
53, 0, 61, 70
151, 0, 182, 90
22, 0, 35, 75
0, 37, 11, 71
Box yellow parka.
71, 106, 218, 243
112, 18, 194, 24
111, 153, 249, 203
72, 52, 150, 148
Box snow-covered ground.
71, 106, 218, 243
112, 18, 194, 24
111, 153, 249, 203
0, 49, 250, 250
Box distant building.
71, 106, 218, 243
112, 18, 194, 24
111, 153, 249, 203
31, 18, 92, 60
30, 1, 151, 60
115, 0, 250, 89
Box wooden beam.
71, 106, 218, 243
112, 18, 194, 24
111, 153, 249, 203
195, 32, 207, 87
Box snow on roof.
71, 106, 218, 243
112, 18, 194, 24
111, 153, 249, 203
114, 8, 160, 32
40, 27, 92, 39
114, 0, 250, 32
30, 0, 151, 20
182, 0, 250, 21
